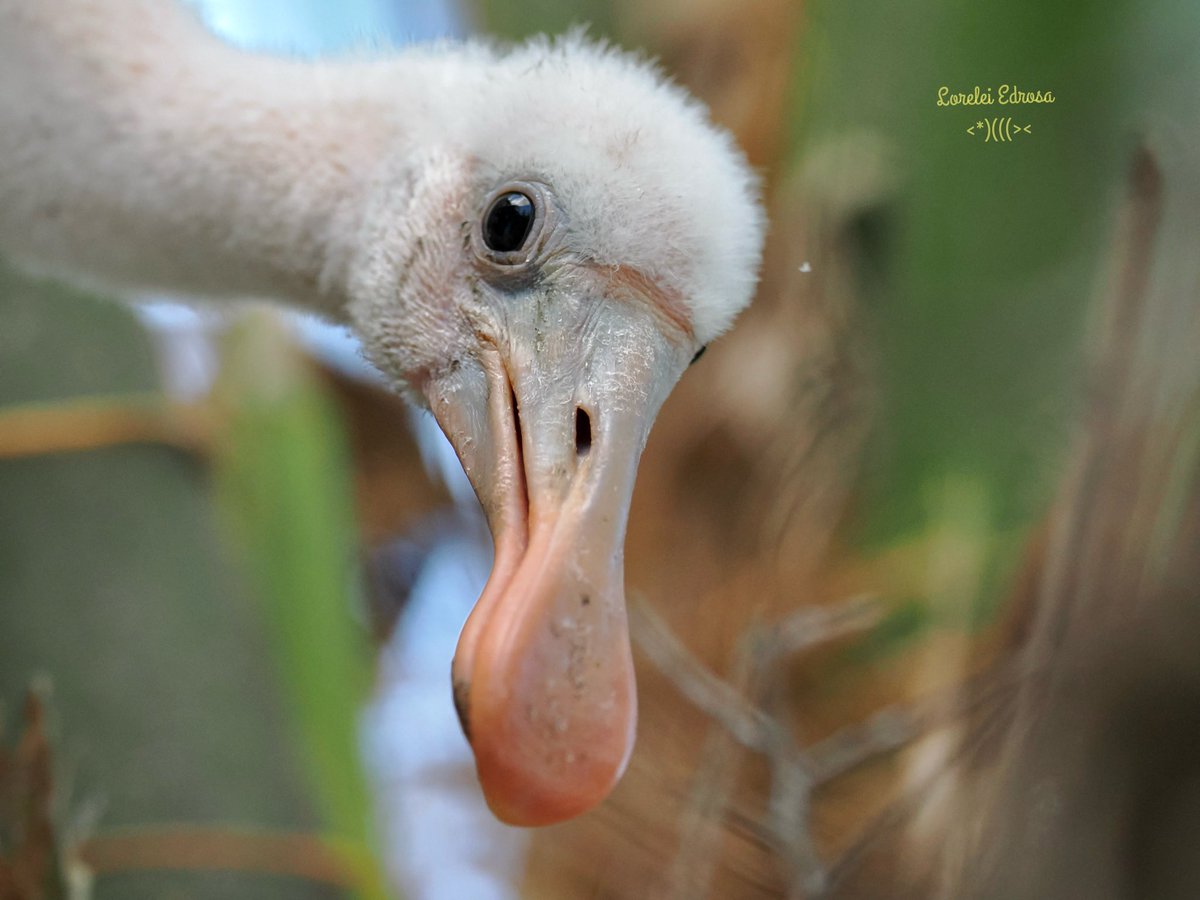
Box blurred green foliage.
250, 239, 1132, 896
213, 313, 386, 899
798, 0, 1139, 552
0, 263, 377, 898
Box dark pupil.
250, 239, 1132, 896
483, 192, 535, 253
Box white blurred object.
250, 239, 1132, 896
361, 529, 527, 900
193, 0, 460, 54
135, 303, 382, 397
134, 302, 219, 399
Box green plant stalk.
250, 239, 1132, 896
212, 312, 388, 900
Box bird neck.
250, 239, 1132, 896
0, 0, 419, 319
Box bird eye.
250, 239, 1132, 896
483, 191, 535, 254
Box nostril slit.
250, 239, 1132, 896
575, 407, 592, 458
510, 384, 531, 513
510, 388, 522, 455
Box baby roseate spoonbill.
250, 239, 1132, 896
0, 0, 764, 825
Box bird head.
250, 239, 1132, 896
345, 36, 764, 826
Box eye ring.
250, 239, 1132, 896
471, 179, 560, 272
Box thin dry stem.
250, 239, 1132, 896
0, 394, 213, 459
631, 592, 1025, 899
77, 826, 362, 889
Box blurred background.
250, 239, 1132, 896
2, 0, 1199, 898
